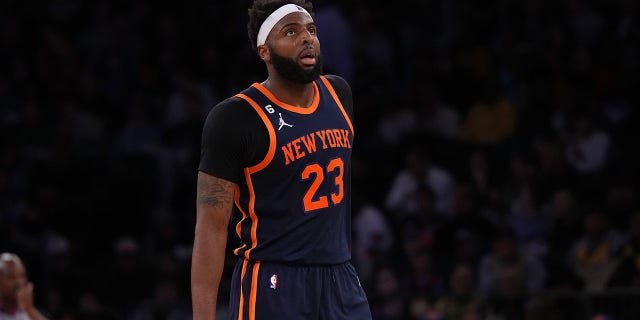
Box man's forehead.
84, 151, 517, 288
274, 11, 314, 28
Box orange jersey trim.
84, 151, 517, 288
249, 261, 261, 320
238, 259, 249, 320
319, 76, 354, 135
237, 259, 260, 320
253, 82, 320, 114
234, 93, 278, 260
233, 184, 246, 242
242, 168, 258, 260
235, 93, 277, 172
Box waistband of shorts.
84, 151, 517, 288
238, 258, 350, 268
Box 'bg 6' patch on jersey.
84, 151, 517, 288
270, 274, 278, 289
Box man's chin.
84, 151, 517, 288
286, 68, 322, 84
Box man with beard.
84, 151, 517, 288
0, 253, 49, 320
191, 1, 371, 319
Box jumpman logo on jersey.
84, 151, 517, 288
278, 113, 293, 130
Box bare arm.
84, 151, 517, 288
192, 171, 235, 320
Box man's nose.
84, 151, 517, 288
301, 30, 314, 44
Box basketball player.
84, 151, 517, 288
191, 0, 371, 319
0, 253, 49, 320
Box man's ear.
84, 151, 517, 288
258, 45, 270, 62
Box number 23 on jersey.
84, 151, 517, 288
301, 157, 344, 212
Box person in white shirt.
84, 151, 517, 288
0, 253, 48, 320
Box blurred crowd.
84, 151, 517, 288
1, 0, 639, 319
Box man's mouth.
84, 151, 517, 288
300, 51, 316, 66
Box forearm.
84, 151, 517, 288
192, 222, 228, 320
191, 172, 235, 320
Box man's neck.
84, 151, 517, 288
262, 77, 316, 108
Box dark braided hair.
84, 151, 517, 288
247, 0, 314, 52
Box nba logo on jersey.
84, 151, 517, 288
270, 274, 278, 289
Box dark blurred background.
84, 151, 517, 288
1, 0, 639, 319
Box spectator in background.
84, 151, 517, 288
385, 144, 455, 217
569, 209, 624, 291
0, 252, 49, 320
478, 228, 546, 297
402, 246, 445, 302
39, 233, 81, 316
482, 265, 528, 320
100, 236, 153, 318
434, 263, 484, 320
369, 266, 405, 320
435, 183, 497, 272
564, 111, 611, 176
608, 212, 640, 288
398, 185, 445, 254
466, 149, 501, 222
500, 151, 537, 213
376, 96, 419, 146
352, 195, 395, 286
507, 184, 549, 257
458, 78, 517, 146
413, 82, 460, 141
543, 188, 584, 292
532, 135, 574, 197
111, 102, 162, 159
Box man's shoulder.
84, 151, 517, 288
323, 74, 350, 91
202, 95, 263, 133
206, 95, 254, 118
321, 74, 352, 116
211, 95, 248, 111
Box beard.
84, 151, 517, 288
269, 46, 323, 84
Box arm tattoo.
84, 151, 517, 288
197, 176, 234, 209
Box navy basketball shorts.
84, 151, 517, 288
227, 258, 372, 320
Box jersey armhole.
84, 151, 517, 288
320, 76, 354, 135
235, 93, 277, 173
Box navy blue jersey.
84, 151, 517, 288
229, 76, 354, 264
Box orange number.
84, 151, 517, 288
301, 158, 344, 212
301, 164, 329, 211
327, 158, 344, 205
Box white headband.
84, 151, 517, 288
256, 4, 312, 47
